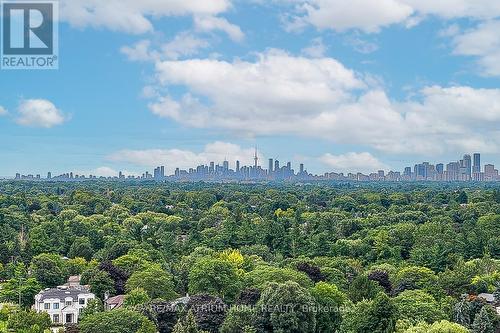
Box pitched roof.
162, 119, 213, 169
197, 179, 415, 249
37, 286, 93, 302
105, 295, 125, 306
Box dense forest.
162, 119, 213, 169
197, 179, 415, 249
0, 181, 499, 333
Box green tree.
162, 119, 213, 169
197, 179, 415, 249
348, 275, 384, 303
79, 298, 103, 320
82, 269, 115, 300
220, 306, 255, 333
68, 236, 94, 261
126, 265, 177, 300
172, 310, 208, 333
256, 281, 316, 333
457, 191, 469, 205
472, 306, 494, 333
30, 253, 66, 288
402, 320, 469, 333
0, 263, 41, 308
188, 258, 241, 301
243, 266, 312, 290
79, 308, 156, 333
6, 310, 51, 333
124, 288, 151, 308
366, 293, 397, 333
394, 290, 445, 325
311, 282, 346, 332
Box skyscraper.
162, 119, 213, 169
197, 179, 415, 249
268, 158, 273, 175
473, 153, 481, 173
436, 164, 444, 174
236, 160, 240, 173
463, 154, 472, 180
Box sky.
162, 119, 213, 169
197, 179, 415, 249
2, 0, 500, 177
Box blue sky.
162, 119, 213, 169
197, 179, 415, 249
1, 0, 500, 177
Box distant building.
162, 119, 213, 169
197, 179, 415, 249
473, 153, 481, 173
104, 295, 125, 311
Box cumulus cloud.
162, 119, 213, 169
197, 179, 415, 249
289, 0, 413, 33
145, 50, 500, 155
194, 15, 245, 41
285, 0, 500, 33
121, 33, 210, 62
301, 37, 327, 58
16, 99, 67, 128
320, 152, 389, 173
0, 106, 7, 116
60, 0, 233, 34
108, 142, 263, 174
452, 20, 500, 76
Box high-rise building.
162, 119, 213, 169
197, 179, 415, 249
268, 159, 273, 175
274, 160, 280, 172
473, 153, 481, 173
436, 164, 444, 174
47, 172, 52, 179
223, 160, 229, 172
299, 163, 304, 174
236, 160, 240, 173
463, 154, 472, 179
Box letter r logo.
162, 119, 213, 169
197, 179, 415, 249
2, 2, 53, 55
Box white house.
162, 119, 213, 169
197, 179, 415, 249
34, 276, 95, 326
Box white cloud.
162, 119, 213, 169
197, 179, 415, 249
194, 15, 245, 41
60, 0, 233, 34
288, 0, 414, 33
16, 99, 67, 128
344, 36, 379, 54
74, 167, 140, 177
320, 152, 388, 173
121, 40, 156, 62
404, 0, 500, 20
121, 33, 210, 62
146, 50, 500, 155
109, 141, 263, 174
301, 37, 327, 58
286, 0, 500, 33
161, 32, 211, 59
0, 106, 7, 116
452, 20, 500, 76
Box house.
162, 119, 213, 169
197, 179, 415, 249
104, 295, 125, 310
477, 293, 500, 315
34, 276, 95, 326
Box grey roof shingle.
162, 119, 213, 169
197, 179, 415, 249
37, 287, 92, 302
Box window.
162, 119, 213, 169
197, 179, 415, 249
53, 314, 59, 323
79, 298, 85, 305
65, 314, 72, 323
65, 300, 72, 306
44, 303, 50, 310
53, 302, 59, 309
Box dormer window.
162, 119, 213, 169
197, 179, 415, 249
79, 298, 85, 305
65, 300, 72, 306
44, 303, 50, 310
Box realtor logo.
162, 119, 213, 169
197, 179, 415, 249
1, 0, 58, 69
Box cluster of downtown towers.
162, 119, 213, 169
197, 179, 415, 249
13, 152, 500, 182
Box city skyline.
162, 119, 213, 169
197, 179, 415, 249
2, 2, 500, 178
11, 152, 500, 182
